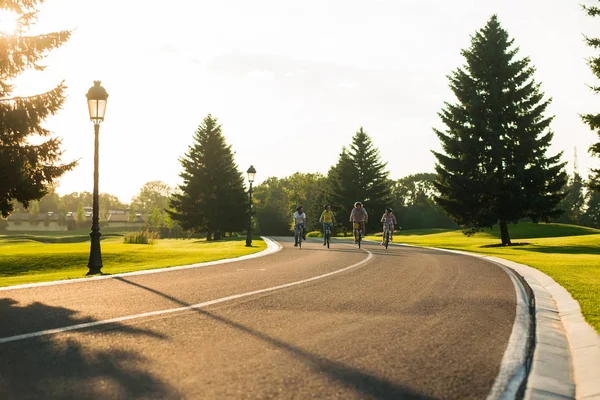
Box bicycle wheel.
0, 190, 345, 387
357, 230, 361, 248
384, 230, 389, 249
326, 231, 330, 249
295, 227, 301, 249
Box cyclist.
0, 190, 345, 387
349, 201, 368, 243
319, 204, 336, 246
293, 205, 307, 247
381, 207, 397, 245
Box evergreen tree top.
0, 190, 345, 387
582, 3, 600, 190
0, 1, 70, 93
0, 0, 76, 218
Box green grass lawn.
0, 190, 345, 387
0, 234, 266, 287
365, 222, 600, 333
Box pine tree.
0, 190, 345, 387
169, 114, 247, 240
327, 128, 391, 232
583, 190, 600, 228
582, 2, 600, 191
433, 15, 567, 245
0, 0, 77, 218
558, 172, 585, 224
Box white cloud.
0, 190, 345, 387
247, 69, 275, 81
336, 81, 359, 90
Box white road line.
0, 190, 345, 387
0, 237, 282, 292
0, 243, 372, 344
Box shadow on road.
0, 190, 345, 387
115, 277, 433, 399
0, 298, 178, 399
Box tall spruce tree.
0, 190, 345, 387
582, 2, 600, 191
558, 172, 585, 224
169, 114, 247, 240
583, 190, 600, 228
0, 0, 76, 218
433, 15, 567, 245
327, 128, 391, 232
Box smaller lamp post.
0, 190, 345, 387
245, 165, 256, 247
86, 81, 108, 275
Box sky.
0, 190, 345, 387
6, 0, 600, 203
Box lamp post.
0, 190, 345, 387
245, 165, 256, 247
85, 81, 108, 275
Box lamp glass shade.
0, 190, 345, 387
86, 81, 109, 123
247, 165, 256, 183
87, 99, 107, 122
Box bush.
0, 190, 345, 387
123, 230, 158, 244
306, 231, 323, 238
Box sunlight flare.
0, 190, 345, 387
0, 10, 19, 35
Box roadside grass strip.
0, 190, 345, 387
0, 235, 267, 288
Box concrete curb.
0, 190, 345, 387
0, 236, 282, 291
389, 242, 600, 400
490, 257, 600, 400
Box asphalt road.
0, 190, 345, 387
0, 237, 516, 399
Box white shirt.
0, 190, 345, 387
293, 211, 307, 224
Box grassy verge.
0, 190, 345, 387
364, 222, 600, 333
0, 235, 266, 287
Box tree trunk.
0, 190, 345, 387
214, 231, 222, 241
499, 219, 511, 246
206, 231, 212, 241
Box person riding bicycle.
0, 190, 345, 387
349, 201, 368, 244
381, 207, 397, 245
319, 204, 336, 246
293, 205, 307, 247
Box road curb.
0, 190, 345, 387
489, 257, 600, 400
0, 236, 282, 291
391, 242, 600, 400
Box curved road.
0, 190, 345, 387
0, 237, 516, 399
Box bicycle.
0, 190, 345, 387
356, 222, 364, 249
295, 223, 304, 249
383, 222, 391, 249
324, 224, 332, 249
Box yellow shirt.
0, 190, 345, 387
320, 210, 334, 223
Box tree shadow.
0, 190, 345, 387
190, 237, 251, 244
0, 298, 178, 399
395, 229, 455, 236
479, 242, 531, 248
115, 277, 434, 399
510, 244, 600, 255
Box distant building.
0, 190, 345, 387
4, 209, 145, 232
106, 209, 144, 228
5, 211, 67, 232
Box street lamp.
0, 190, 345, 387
245, 165, 256, 247
85, 81, 108, 275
